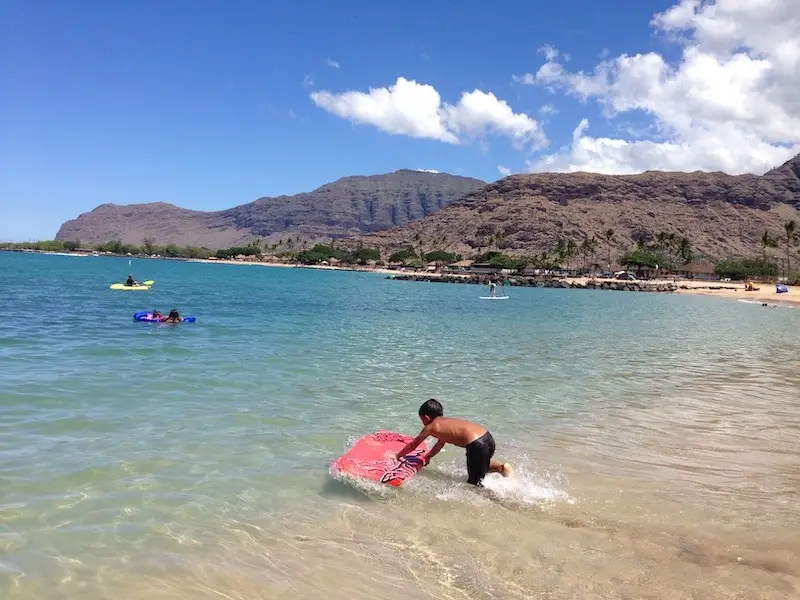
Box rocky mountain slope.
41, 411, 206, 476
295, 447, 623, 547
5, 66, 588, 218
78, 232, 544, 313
355, 155, 800, 262
55, 171, 486, 247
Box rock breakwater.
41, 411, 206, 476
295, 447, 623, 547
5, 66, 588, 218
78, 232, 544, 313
387, 273, 686, 293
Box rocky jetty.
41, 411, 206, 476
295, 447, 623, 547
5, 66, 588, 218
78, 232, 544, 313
387, 273, 683, 293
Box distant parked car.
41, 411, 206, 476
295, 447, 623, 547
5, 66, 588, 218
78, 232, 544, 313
614, 271, 638, 281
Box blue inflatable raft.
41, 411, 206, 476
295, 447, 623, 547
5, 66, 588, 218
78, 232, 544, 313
134, 311, 196, 323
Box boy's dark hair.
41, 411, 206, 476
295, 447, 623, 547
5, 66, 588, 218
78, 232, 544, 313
419, 398, 443, 420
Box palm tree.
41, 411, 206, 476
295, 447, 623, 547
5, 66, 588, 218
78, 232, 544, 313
142, 236, 155, 255
667, 232, 677, 253
677, 237, 693, 265
761, 231, 778, 262
554, 239, 568, 267
533, 251, 550, 269
585, 236, 599, 273
785, 220, 798, 277
603, 229, 615, 270
565, 239, 577, 271
579, 238, 590, 272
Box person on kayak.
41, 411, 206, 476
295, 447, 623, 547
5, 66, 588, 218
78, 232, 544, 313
125, 274, 137, 286
162, 309, 183, 324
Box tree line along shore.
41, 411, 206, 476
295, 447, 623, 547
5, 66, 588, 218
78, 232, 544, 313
2, 220, 798, 284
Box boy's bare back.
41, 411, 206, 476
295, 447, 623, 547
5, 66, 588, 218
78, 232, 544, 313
426, 417, 486, 447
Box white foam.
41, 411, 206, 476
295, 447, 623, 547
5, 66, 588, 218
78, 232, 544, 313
481, 468, 573, 506
329, 466, 397, 499
424, 459, 573, 508
737, 299, 792, 308
333, 436, 573, 507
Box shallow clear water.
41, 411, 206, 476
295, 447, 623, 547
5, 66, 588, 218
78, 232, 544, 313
1, 251, 799, 599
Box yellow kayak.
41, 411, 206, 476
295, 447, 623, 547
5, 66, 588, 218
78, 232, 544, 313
110, 283, 152, 291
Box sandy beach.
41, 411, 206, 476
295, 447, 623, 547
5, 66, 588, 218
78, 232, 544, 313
672, 279, 800, 306
187, 257, 403, 276
567, 276, 799, 306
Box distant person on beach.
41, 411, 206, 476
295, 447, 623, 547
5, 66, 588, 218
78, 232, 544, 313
161, 309, 182, 324
126, 274, 137, 286
396, 399, 514, 486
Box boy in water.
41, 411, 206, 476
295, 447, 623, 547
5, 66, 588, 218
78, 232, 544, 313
162, 309, 182, 324
396, 399, 514, 486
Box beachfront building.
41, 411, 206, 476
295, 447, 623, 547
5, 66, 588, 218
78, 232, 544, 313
674, 261, 718, 281
466, 263, 503, 275
445, 259, 474, 273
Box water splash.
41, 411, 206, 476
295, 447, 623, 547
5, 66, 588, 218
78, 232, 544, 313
422, 458, 573, 508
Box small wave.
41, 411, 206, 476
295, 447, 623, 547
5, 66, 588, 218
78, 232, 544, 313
737, 299, 793, 308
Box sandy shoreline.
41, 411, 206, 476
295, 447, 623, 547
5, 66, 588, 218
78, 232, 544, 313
674, 281, 800, 306
187, 257, 403, 276
564, 275, 800, 306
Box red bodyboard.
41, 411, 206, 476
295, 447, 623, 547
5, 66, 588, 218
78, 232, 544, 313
331, 430, 428, 487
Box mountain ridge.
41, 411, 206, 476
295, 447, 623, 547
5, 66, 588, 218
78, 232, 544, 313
54, 156, 800, 260
353, 156, 800, 262
55, 170, 486, 248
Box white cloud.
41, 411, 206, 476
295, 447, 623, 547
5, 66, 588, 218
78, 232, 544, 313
442, 89, 546, 149
517, 0, 800, 175
511, 72, 536, 85
414, 168, 440, 173
310, 77, 547, 149
497, 165, 512, 176
303, 74, 314, 88
539, 104, 559, 116
326, 58, 340, 69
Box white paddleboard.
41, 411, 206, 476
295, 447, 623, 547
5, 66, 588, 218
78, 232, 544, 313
480, 296, 509, 300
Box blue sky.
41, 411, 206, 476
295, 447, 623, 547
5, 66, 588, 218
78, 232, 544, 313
3, 0, 798, 241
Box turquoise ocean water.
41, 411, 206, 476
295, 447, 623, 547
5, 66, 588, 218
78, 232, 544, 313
1, 251, 799, 599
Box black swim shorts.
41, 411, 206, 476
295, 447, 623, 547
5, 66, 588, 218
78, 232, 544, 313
465, 431, 496, 486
